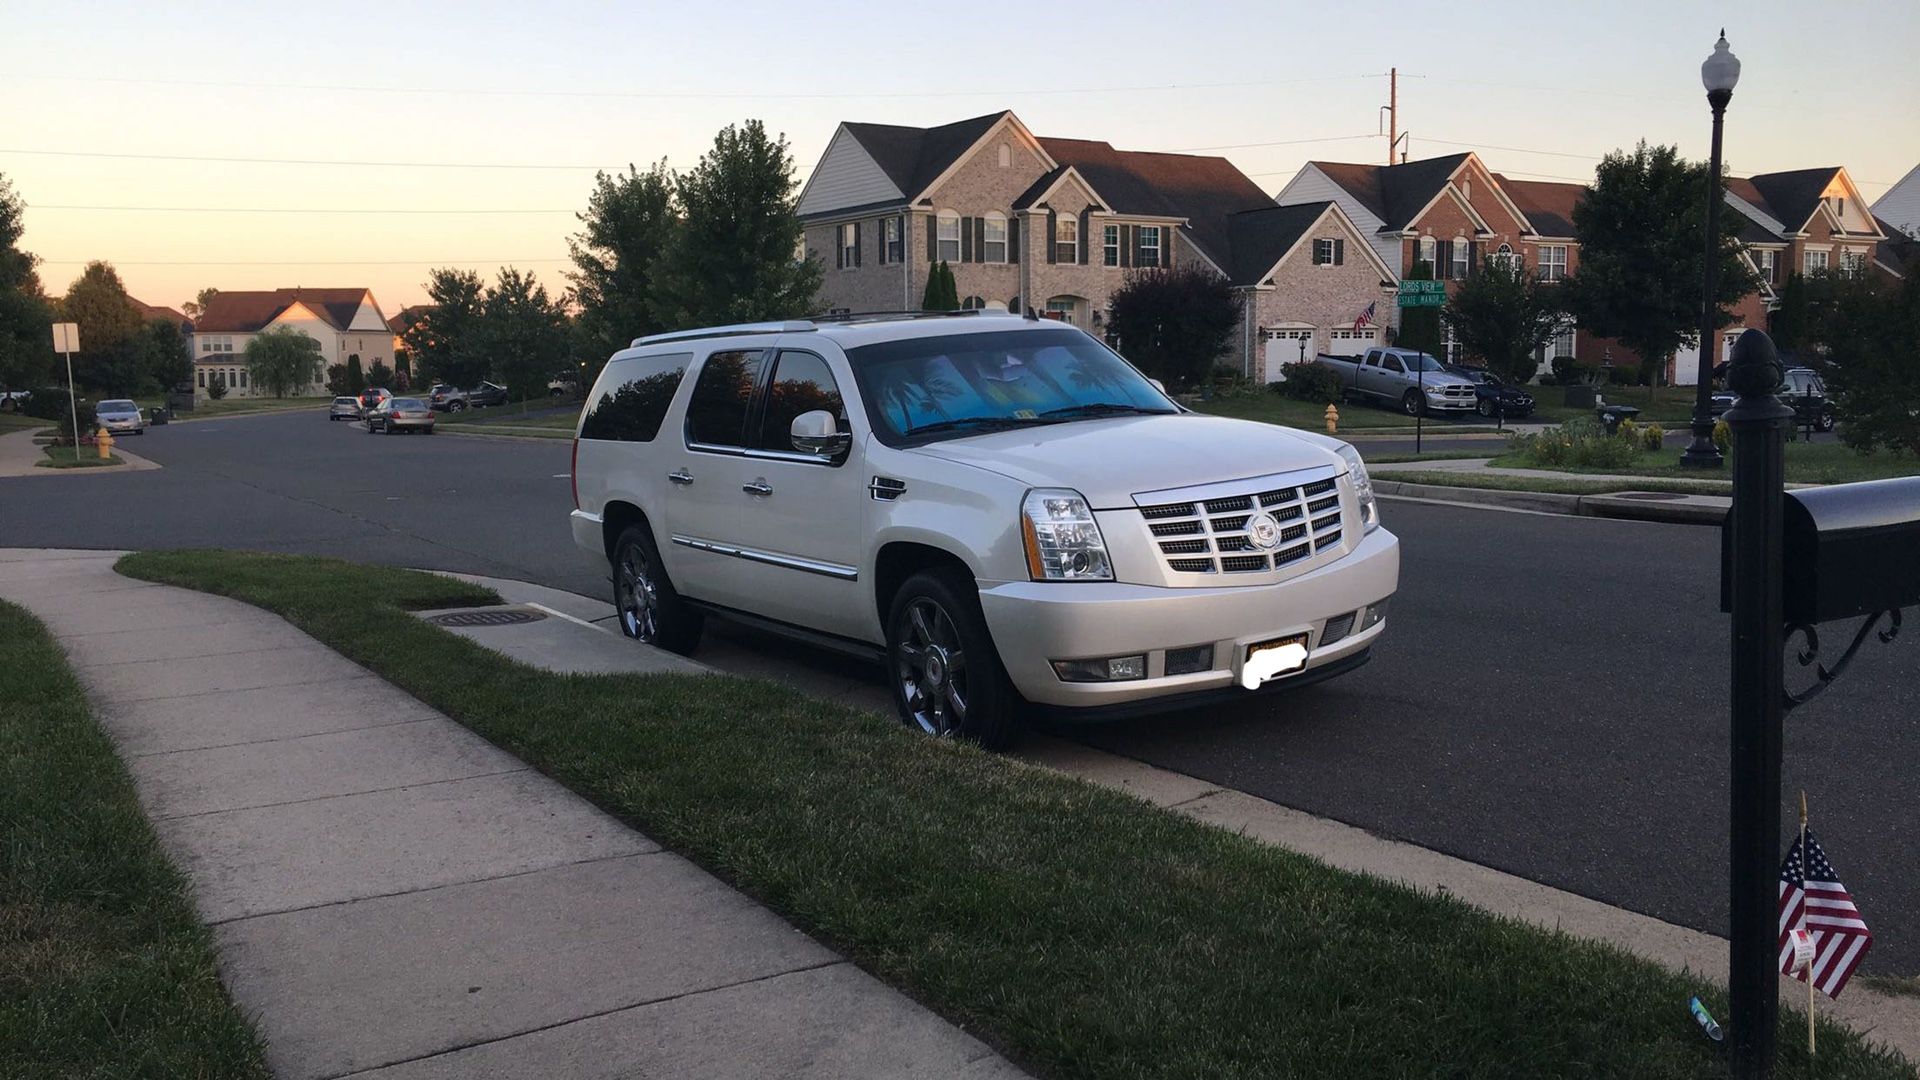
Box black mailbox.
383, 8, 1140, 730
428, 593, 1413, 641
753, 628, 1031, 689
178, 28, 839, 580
1722, 476, 1920, 624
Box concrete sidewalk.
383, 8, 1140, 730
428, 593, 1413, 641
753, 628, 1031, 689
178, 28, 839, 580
0, 549, 1022, 1080
0, 426, 161, 477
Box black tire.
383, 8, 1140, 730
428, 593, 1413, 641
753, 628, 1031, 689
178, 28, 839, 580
449, 400, 466, 412
365, 421, 376, 434
384, 421, 395, 435
1402, 390, 1425, 417
1475, 399, 1494, 418
885, 569, 1020, 750
1817, 409, 1836, 433
610, 524, 702, 654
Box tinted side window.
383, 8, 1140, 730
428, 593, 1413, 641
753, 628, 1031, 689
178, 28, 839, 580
684, 349, 766, 448
754, 351, 847, 453
579, 352, 691, 442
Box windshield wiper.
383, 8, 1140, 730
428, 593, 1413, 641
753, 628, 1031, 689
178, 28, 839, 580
1039, 402, 1172, 419
904, 416, 1059, 437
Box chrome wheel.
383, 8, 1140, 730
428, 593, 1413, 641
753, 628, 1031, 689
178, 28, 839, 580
616, 544, 660, 642
895, 598, 968, 737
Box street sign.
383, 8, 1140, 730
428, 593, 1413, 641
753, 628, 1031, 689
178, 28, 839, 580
52, 322, 79, 353
1396, 292, 1446, 308
1399, 280, 1446, 295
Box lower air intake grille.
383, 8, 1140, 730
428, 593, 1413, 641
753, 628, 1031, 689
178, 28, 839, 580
1320, 610, 1357, 646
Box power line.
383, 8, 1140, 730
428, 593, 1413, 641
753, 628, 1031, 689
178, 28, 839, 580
1170, 133, 1377, 153
15, 71, 1390, 102
0, 148, 622, 170
35, 257, 570, 266
27, 204, 577, 215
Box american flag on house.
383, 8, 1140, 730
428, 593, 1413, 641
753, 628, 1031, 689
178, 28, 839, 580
1353, 301, 1376, 331
1779, 830, 1872, 999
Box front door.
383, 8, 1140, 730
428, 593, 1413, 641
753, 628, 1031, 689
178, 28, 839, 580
660, 347, 770, 613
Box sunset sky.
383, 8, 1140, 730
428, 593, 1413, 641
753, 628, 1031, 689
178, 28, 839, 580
4, 0, 1916, 318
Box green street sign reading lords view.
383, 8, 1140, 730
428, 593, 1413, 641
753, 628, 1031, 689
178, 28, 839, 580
1397, 281, 1446, 307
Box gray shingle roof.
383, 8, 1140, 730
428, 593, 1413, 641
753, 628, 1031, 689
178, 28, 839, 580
841, 112, 1009, 199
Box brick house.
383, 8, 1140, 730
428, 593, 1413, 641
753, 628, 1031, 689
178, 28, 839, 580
189, 287, 394, 398
797, 110, 1394, 379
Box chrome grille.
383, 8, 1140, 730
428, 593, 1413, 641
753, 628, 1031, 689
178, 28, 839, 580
1138, 470, 1347, 577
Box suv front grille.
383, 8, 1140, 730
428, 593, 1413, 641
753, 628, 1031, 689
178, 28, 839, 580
1137, 471, 1346, 578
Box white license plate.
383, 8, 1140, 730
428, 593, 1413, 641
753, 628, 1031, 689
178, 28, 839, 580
1240, 633, 1310, 689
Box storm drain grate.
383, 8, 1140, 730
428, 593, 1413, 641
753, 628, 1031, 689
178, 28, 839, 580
428, 608, 547, 628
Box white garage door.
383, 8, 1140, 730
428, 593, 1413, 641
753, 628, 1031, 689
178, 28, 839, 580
1262, 329, 1316, 382
1328, 327, 1380, 353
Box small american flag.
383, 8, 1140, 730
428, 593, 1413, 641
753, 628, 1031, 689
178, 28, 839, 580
1354, 301, 1377, 331
1779, 829, 1872, 999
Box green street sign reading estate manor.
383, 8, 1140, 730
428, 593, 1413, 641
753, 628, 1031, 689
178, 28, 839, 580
1397, 280, 1447, 307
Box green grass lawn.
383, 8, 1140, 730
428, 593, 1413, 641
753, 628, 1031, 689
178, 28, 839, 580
1190, 392, 1495, 432
0, 600, 270, 1078
108, 550, 1917, 1080
37, 445, 123, 468
1528, 384, 1702, 424
437, 405, 579, 439
0, 412, 50, 434
1490, 440, 1920, 486
1377, 469, 1734, 497
143, 395, 332, 420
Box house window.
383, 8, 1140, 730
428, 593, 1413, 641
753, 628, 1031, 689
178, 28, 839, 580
998, 144, 1011, 168
1449, 239, 1469, 280
883, 216, 903, 264
1493, 243, 1516, 270
937, 211, 961, 262
838, 223, 858, 269
983, 212, 1008, 263
1757, 249, 1777, 284
238, 369, 247, 389
1537, 245, 1568, 281
1045, 297, 1078, 324
1805, 249, 1829, 274
1137, 226, 1161, 267
1313, 238, 1344, 266
1551, 326, 1575, 358
1103, 225, 1120, 266
961, 295, 988, 310
1417, 236, 1438, 271
1839, 249, 1867, 277
1055, 215, 1079, 264
196, 369, 205, 387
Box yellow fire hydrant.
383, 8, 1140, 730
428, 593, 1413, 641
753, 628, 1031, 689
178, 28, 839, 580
1324, 403, 1339, 435
95, 426, 114, 460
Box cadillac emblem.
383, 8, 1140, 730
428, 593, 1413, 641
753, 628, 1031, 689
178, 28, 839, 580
1244, 512, 1282, 550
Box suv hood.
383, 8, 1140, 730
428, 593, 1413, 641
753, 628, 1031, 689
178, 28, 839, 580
909, 413, 1345, 509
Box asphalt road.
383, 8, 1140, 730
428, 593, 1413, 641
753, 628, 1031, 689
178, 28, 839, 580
3, 409, 1912, 972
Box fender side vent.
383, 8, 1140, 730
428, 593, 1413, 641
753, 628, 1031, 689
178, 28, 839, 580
869, 476, 907, 501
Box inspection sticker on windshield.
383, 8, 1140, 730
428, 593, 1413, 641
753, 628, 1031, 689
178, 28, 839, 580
1240, 634, 1310, 689
1011, 409, 1037, 419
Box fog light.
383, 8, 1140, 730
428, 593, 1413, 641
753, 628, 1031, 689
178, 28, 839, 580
1164, 644, 1214, 676
1361, 598, 1390, 630
1051, 654, 1147, 682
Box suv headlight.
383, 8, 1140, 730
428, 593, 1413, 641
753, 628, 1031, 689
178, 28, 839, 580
1021, 489, 1113, 581
1336, 445, 1381, 533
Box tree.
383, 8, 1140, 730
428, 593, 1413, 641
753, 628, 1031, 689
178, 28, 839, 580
367, 358, 393, 389
344, 354, 365, 393
480, 267, 570, 404
1106, 265, 1242, 392
649, 120, 821, 327
406, 269, 488, 388
568, 162, 678, 359
180, 287, 220, 321
1441, 256, 1565, 384
244, 325, 324, 398
58, 261, 146, 393
1789, 271, 1920, 454
139, 317, 192, 391
0, 173, 55, 392
1564, 141, 1757, 387
921, 261, 959, 311
206, 372, 228, 400
1395, 259, 1443, 358
326, 363, 351, 396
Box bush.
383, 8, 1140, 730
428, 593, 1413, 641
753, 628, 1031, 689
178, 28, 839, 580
1273, 362, 1344, 404
20, 386, 71, 422
1549, 356, 1580, 386
1713, 419, 1730, 453
207, 375, 228, 401
1638, 423, 1665, 451
1508, 415, 1642, 469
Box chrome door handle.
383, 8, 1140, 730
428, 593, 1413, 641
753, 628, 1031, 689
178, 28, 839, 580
667, 469, 693, 486
742, 478, 774, 497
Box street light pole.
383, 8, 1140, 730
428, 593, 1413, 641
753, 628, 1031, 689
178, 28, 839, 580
1682, 31, 1741, 469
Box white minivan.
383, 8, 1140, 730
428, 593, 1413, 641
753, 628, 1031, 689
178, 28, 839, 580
570, 311, 1398, 746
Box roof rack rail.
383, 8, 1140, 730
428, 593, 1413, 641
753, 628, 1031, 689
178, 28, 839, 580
806, 308, 1020, 324
630, 320, 815, 348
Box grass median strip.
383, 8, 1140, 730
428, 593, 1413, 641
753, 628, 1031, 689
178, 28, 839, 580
1378, 470, 1735, 497
37, 445, 124, 468
0, 600, 270, 1078
113, 550, 1917, 1079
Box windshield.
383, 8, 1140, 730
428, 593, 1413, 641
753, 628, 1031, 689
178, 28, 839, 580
99, 400, 136, 411
391, 398, 425, 410
1402, 353, 1447, 372
848, 327, 1177, 444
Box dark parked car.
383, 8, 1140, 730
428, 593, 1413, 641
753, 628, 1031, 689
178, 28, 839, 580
358, 387, 391, 414
1445, 366, 1535, 419
465, 381, 509, 408
1709, 367, 1834, 431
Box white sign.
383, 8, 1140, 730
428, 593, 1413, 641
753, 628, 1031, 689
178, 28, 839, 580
52, 322, 80, 353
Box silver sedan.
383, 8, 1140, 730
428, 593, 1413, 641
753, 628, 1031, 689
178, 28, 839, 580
329, 396, 363, 421
365, 397, 436, 435
94, 399, 145, 435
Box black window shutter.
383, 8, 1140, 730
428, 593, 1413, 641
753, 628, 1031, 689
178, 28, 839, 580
1046, 211, 1058, 264
1008, 217, 1019, 264
1311, 241, 1324, 266
975, 216, 986, 263
836, 226, 846, 270
1165, 229, 1174, 269
853, 222, 862, 268
1467, 241, 1478, 278
1120, 224, 1133, 268
1334, 238, 1345, 265
961, 217, 973, 262
1442, 239, 1454, 279
927, 216, 938, 261
1078, 208, 1091, 265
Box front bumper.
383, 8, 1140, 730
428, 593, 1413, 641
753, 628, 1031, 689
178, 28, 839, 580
978, 525, 1399, 708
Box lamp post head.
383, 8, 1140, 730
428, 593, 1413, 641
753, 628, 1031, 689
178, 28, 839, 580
1702, 31, 1741, 96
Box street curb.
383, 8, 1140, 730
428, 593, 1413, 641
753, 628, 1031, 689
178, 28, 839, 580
435, 426, 572, 442
1374, 479, 1729, 526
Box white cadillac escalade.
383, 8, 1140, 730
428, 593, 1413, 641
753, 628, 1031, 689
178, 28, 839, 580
569, 311, 1399, 747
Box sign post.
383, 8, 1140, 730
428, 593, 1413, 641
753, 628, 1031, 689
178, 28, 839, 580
1396, 282, 1446, 456
51, 322, 81, 448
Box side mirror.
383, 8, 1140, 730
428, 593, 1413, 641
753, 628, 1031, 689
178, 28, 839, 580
790, 410, 851, 457
1148, 378, 1167, 395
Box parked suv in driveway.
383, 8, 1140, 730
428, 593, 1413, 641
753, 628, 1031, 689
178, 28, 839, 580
569, 312, 1399, 747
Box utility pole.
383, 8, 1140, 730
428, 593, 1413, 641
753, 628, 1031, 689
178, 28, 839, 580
1388, 68, 1398, 165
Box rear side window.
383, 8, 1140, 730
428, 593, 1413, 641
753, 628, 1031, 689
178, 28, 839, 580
684, 349, 767, 448
754, 351, 847, 454
580, 351, 692, 442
